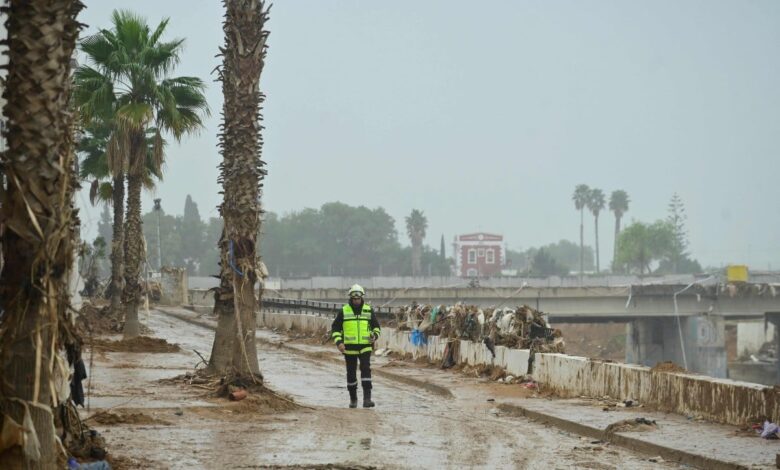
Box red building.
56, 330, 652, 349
454, 233, 503, 277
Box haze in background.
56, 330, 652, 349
77, 0, 780, 269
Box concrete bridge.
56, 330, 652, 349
267, 284, 780, 321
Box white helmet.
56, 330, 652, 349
348, 284, 365, 298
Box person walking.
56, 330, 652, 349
331, 284, 381, 408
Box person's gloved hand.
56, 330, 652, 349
370, 333, 378, 344
338, 343, 346, 353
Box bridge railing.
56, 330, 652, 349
261, 297, 400, 318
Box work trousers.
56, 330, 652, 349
345, 351, 372, 399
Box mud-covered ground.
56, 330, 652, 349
81, 311, 683, 469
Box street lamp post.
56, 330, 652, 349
153, 198, 162, 271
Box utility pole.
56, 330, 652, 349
153, 198, 163, 271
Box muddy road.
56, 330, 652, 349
85, 310, 682, 469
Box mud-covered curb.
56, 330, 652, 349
157, 308, 453, 398
497, 403, 749, 470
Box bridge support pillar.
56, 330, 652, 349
626, 315, 726, 378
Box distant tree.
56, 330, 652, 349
615, 221, 675, 275
587, 188, 606, 273
609, 190, 630, 272
405, 209, 428, 277
530, 249, 569, 277
507, 240, 592, 275
667, 193, 689, 274
200, 217, 224, 277
179, 195, 206, 275
572, 184, 590, 277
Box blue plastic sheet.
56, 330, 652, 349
410, 329, 427, 346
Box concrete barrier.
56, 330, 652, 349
258, 311, 530, 376
534, 353, 780, 426
189, 288, 214, 307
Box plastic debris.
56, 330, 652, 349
761, 421, 780, 439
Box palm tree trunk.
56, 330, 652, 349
594, 214, 600, 273
579, 208, 584, 279
613, 215, 621, 272
110, 173, 125, 313
208, 0, 269, 377
0, 1, 83, 468
123, 173, 144, 338
208, 230, 237, 373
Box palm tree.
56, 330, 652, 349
587, 188, 606, 273
609, 190, 629, 272
0, 1, 83, 468
572, 184, 590, 278
74, 11, 208, 338
207, 0, 270, 376
405, 209, 428, 276
77, 122, 163, 308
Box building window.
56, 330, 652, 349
477, 248, 485, 257
467, 268, 478, 277
467, 248, 476, 264
486, 249, 495, 264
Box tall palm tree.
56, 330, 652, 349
609, 190, 629, 272
572, 184, 590, 278
587, 188, 606, 273
208, 0, 270, 376
405, 209, 428, 276
74, 11, 208, 338
0, 1, 83, 468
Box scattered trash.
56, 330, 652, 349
648, 456, 665, 463
174, 408, 184, 416
396, 303, 564, 354
520, 381, 538, 390
761, 421, 780, 439
409, 329, 427, 347
486, 398, 495, 402
605, 417, 658, 435
229, 389, 248, 401
68, 459, 110, 470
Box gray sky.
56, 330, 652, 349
78, 0, 780, 270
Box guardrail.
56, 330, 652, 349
261, 297, 400, 318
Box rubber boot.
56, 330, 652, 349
362, 389, 375, 408
349, 388, 358, 409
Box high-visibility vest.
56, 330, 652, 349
342, 304, 373, 346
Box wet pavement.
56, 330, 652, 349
85, 310, 685, 469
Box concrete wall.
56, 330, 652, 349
257, 311, 530, 376
161, 267, 188, 306
535, 353, 780, 426
189, 288, 214, 307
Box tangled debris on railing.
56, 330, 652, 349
393, 302, 565, 354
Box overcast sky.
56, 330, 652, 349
77, 0, 780, 270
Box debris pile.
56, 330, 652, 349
75, 302, 123, 335
89, 336, 181, 353
394, 303, 565, 354
605, 417, 658, 435
650, 361, 687, 374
